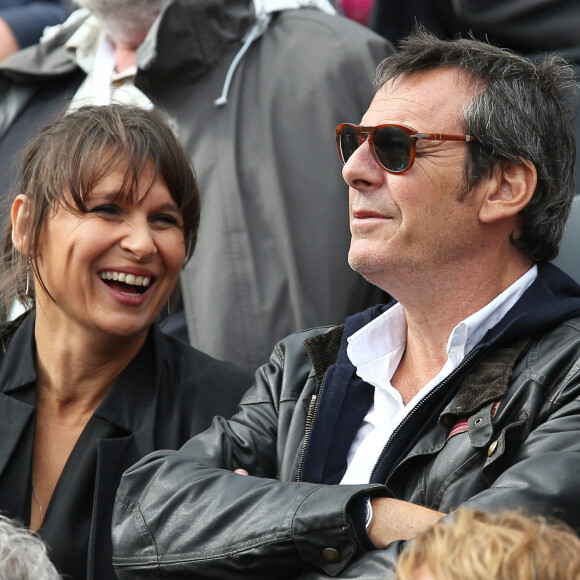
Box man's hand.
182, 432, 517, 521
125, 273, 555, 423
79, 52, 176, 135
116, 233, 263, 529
368, 498, 444, 549
234, 468, 249, 476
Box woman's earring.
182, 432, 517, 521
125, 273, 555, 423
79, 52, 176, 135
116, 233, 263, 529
25, 257, 31, 296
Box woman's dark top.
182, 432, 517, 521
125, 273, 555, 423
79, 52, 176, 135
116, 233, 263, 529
0, 311, 252, 579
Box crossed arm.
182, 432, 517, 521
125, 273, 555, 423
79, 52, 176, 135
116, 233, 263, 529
114, 443, 444, 579
235, 467, 444, 549
113, 372, 445, 580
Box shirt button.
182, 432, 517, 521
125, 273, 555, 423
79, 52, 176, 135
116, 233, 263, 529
488, 440, 498, 457
322, 548, 341, 563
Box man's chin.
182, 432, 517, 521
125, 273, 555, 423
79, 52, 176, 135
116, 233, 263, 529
348, 247, 387, 277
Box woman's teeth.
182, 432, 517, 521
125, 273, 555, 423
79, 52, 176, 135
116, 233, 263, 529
98, 271, 151, 287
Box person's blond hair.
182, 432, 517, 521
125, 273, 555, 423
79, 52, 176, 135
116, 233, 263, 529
396, 508, 580, 580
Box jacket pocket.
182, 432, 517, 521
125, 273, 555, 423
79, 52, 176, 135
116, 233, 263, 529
481, 414, 528, 486
425, 411, 527, 510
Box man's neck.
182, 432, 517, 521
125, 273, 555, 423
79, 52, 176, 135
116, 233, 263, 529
390, 246, 531, 330
389, 253, 533, 402
112, 41, 139, 72
107, 24, 151, 72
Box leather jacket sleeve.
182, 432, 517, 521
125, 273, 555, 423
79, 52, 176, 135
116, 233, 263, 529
112, 331, 388, 579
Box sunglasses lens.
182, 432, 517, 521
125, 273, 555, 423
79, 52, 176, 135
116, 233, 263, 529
339, 125, 361, 163
374, 126, 412, 172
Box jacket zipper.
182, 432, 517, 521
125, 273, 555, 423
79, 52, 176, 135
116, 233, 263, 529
296, 375, 326, 482
368, 348, 483, 484
295, 347, 483, 484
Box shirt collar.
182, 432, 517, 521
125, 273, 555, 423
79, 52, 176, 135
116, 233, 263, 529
346, 301, 406, 376
65, 14, 102, 74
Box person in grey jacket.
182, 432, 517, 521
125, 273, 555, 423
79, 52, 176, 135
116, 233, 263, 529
0, 0, 393, 373
112, 29, 580, 578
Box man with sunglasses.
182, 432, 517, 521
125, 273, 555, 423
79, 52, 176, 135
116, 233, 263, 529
113, 28, 580, 580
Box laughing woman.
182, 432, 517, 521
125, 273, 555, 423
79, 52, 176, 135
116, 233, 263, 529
0, 104, 252, 580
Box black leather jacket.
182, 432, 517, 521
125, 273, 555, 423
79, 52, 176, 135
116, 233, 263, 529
113, 264, 580, 579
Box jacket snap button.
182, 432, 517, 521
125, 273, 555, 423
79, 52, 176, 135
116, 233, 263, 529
488, 440, 498, 457
474, 417, 483, 426
322, 548, 341, 563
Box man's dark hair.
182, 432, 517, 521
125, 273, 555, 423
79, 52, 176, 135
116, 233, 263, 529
376, 27, 578, 263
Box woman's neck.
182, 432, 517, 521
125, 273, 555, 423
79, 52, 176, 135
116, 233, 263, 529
33, 317, 147, 410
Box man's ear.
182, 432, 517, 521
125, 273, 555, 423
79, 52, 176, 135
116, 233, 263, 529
478, 159, 537, 224
11, 195, 32, 255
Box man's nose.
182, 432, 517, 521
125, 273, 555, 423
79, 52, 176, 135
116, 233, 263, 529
342, 139, 385, 190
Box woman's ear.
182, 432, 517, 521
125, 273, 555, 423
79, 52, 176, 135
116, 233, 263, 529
11, 195, 31, 255
478, 159, 537, 224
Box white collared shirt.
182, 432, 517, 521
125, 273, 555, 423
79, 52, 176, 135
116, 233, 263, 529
64, 15, 153, 111
340, 265, 538, 484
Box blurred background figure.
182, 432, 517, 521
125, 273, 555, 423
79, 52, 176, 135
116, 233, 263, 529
0, 103, 251, 580
0, 514, 60, 579
335, 0, 373, 26
0, 0, 393, 373
369, 0, 580, 54
0, 0, 67, 61
396, 509, 580, 580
